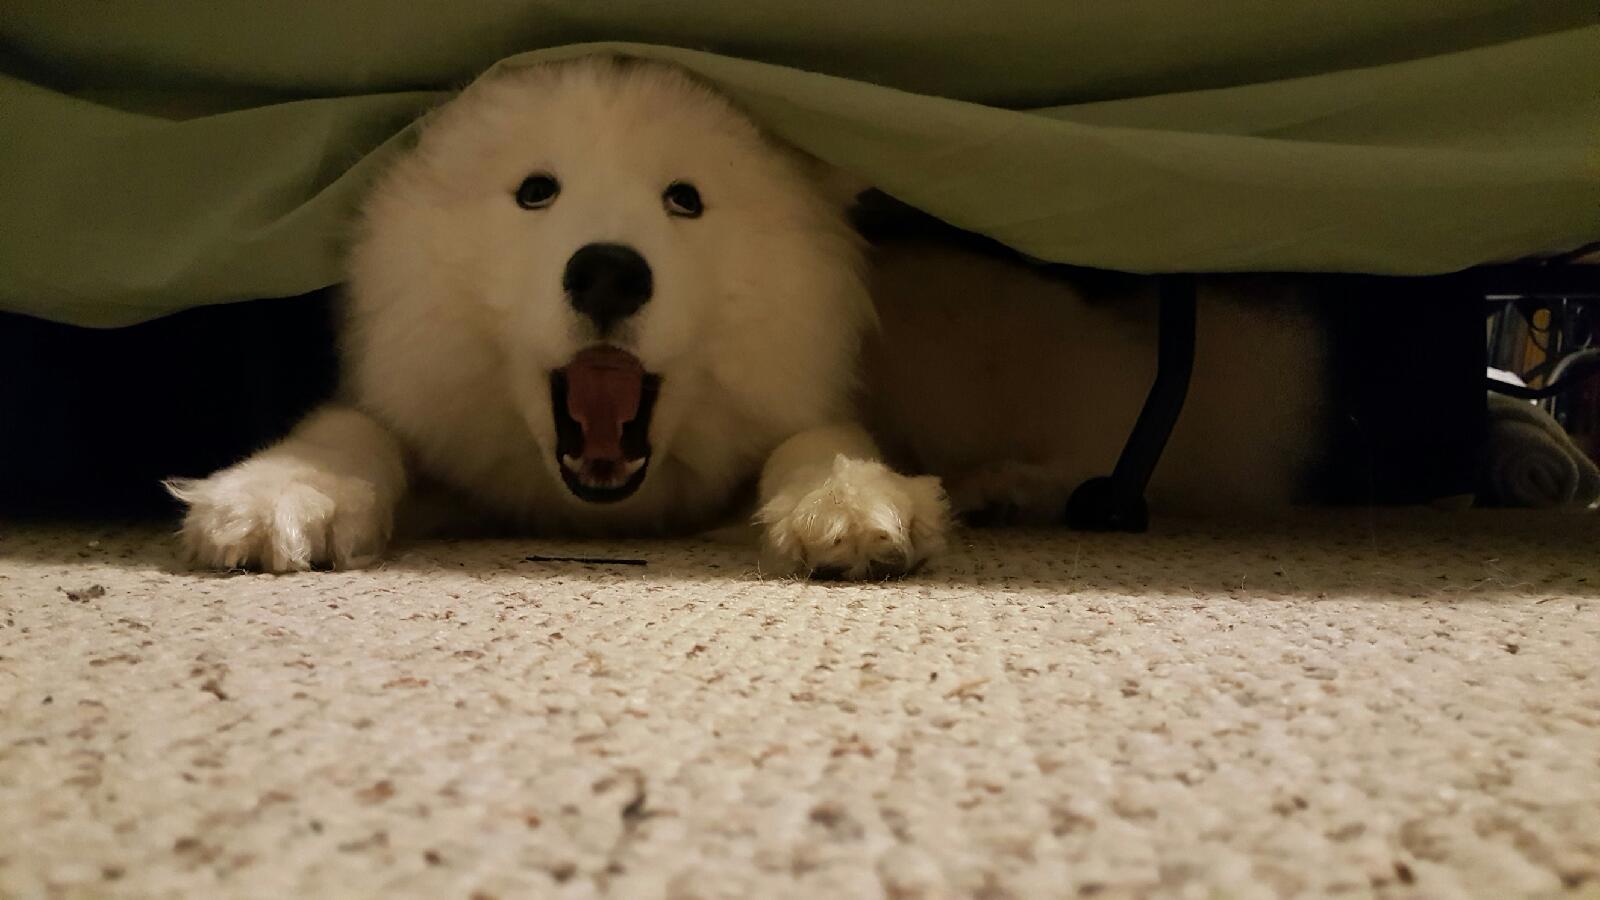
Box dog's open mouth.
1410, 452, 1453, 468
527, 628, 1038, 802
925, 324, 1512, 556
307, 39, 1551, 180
550, 346, 661, 503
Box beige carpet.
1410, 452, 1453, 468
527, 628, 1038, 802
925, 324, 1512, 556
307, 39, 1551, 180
2, 512, 1598, 899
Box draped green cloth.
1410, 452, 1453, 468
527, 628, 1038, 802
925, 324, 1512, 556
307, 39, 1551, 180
3, 2, 1596, 326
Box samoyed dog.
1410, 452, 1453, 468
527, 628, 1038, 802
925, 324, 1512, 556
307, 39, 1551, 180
171, 54, 1328, 577
170, 55, 950, 579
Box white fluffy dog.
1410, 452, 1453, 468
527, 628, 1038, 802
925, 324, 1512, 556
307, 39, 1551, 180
172, 55, 1329, 577
170, 56, 950, 579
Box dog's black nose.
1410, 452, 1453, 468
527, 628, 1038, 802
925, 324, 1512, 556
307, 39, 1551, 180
563, 243, 652, 333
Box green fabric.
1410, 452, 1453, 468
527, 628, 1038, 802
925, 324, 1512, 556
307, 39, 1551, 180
3, 2, 1597, 327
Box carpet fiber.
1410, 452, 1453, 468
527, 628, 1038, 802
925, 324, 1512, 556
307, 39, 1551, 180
2, 513, 1598, 899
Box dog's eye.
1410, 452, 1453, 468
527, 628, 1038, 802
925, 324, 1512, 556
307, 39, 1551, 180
514, 174, 560, 210
663, 181, 703, 218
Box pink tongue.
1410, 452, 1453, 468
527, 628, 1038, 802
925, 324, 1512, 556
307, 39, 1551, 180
562, 347, 644, 461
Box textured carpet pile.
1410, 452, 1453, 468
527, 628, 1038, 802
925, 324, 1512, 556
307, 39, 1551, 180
1, 512, 1597, 899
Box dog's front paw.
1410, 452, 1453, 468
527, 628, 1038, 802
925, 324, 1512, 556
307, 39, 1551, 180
757, 456, 949, 580
166, 459, 393, 573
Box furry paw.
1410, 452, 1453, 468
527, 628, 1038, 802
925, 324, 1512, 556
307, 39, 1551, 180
166, 459, 393, 572
757, 456, 949, 579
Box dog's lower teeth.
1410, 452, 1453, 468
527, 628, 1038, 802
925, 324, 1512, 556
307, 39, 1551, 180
562, 454, 646, 489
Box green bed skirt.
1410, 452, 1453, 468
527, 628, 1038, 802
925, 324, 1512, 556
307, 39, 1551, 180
3, 2, 1597, 326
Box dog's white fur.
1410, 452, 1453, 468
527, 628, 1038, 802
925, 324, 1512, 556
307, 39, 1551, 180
172, 55, 1327, 576
864, 243, 1330, 523
170, 56, 948, 578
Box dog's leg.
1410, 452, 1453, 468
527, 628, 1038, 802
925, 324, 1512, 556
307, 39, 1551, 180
166, 405, 407, 572
756, 423, 949, 579
946, 460, 1079, 526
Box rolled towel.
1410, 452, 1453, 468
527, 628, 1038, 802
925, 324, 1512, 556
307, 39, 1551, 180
1481, 392, 1600, 508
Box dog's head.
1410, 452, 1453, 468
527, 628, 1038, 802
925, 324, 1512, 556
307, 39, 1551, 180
347, 57, 871, 514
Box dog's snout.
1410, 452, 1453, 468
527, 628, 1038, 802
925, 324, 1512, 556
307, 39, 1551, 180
563, 243, 653, 333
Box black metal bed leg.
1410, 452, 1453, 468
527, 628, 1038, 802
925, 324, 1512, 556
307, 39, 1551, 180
1065, 274, 1198, 532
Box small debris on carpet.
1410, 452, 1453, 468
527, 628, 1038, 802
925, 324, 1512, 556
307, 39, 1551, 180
524, 554, 648, 566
